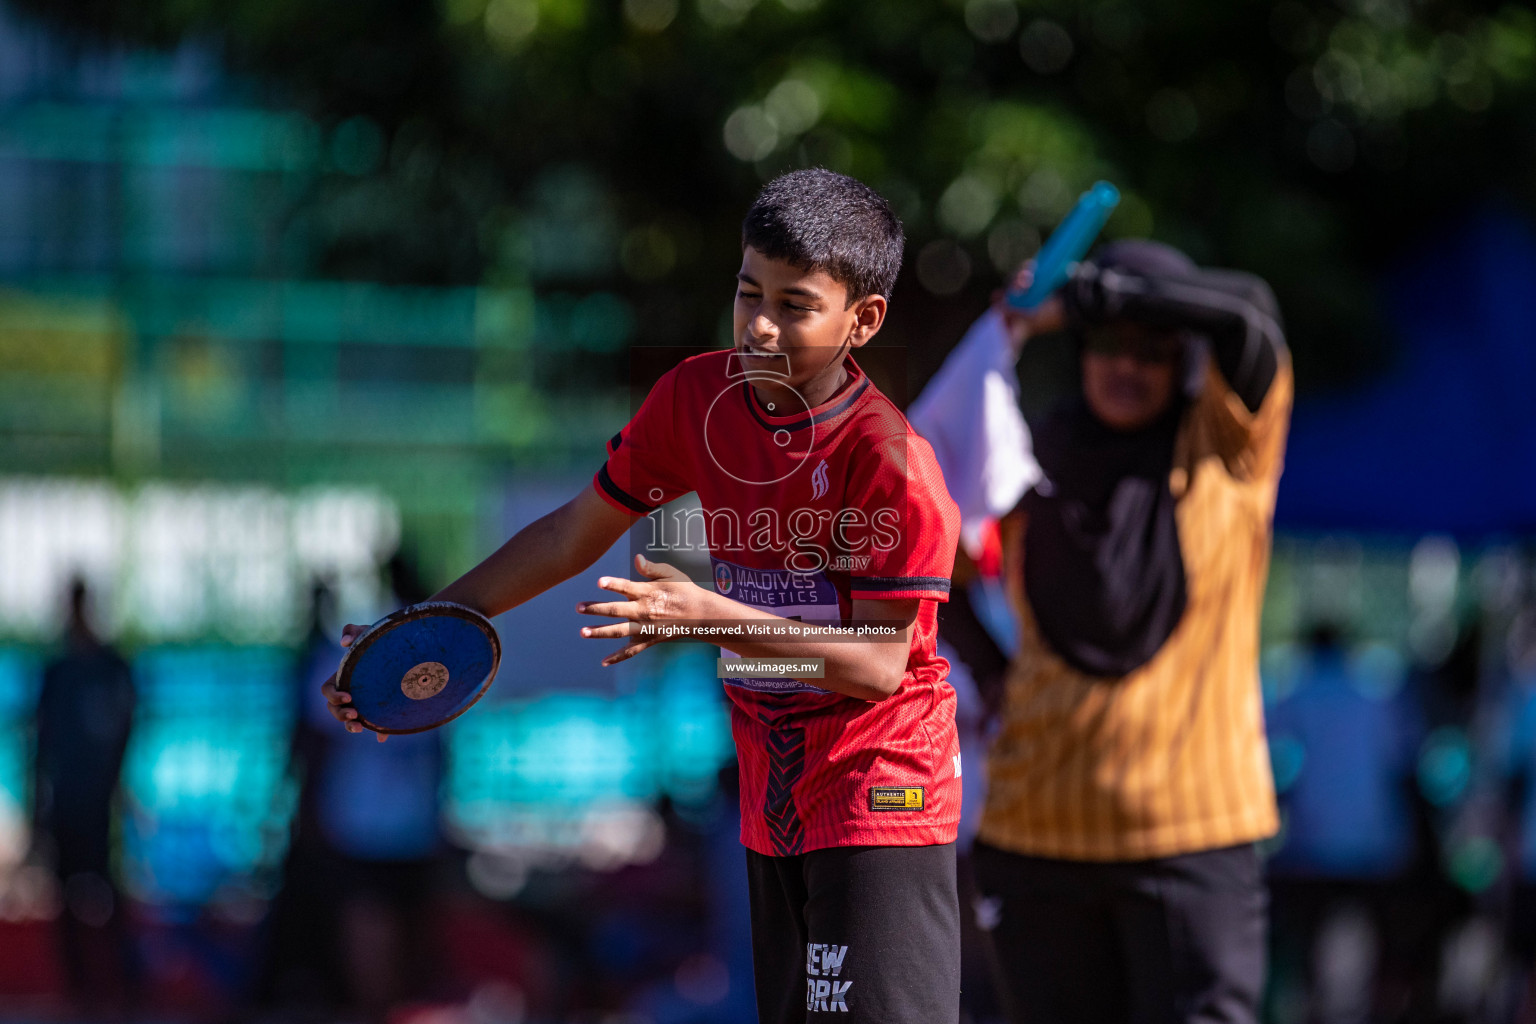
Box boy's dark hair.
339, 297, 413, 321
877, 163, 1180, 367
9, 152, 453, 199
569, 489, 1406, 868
742, 168, 905, 304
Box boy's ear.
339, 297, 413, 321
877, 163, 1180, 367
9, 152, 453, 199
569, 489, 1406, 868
846, 294, 887, 349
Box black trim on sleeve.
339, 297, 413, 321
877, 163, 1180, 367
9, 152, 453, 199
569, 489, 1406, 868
596, 464, 656, 515
850, 576, 953, 595
608, 431, 624, 453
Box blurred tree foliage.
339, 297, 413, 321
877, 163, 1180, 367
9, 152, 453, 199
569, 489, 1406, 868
19, 0, 1536, 392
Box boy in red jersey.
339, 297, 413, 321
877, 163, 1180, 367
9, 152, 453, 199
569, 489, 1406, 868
324, 169, 962, 1022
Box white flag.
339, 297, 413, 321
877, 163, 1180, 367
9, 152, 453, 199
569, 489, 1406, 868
908, 309, 1040, 559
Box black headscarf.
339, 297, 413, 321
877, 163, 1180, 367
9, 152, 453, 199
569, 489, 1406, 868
1022, 240, 1199, 677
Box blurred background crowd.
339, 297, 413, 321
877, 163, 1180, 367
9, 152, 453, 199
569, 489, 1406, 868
0, 0, 1534, 1021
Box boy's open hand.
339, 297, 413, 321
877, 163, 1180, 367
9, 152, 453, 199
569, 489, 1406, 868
319, 622, 389, 742
577, 554, 704, 667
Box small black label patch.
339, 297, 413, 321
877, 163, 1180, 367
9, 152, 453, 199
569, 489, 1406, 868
869, 786, 924, 811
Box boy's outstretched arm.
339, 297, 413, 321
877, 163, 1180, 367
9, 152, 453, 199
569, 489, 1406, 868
323, 484, 634, 735
429, 485, 636, 616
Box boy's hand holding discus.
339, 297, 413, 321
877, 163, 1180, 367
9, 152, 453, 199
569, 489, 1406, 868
320, 607, 501, 739
320, 623, 380, 740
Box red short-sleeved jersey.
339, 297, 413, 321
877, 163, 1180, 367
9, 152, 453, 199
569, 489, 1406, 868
593, 349, 963, 855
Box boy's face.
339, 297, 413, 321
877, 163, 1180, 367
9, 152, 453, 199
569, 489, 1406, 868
734, 246, 886, 394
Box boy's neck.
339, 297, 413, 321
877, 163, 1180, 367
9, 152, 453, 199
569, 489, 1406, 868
752, 352, 852, 412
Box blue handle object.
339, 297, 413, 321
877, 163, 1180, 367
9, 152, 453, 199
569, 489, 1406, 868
1006, 180, 1121, 310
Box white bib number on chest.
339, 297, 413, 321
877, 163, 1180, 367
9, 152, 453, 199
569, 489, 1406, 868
712, 557, 840, 693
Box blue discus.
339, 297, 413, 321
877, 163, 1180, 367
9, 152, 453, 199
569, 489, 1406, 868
335, 602, 502, 734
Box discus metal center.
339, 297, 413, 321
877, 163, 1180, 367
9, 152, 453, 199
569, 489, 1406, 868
401, 661, 449, 700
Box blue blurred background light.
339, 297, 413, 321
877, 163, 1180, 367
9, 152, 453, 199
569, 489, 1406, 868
1417, 726, 1475, 809
1268, 734, 1307, 796
0, 650, 37, 867
119, 646, 295, 906
444, 646, 734, 865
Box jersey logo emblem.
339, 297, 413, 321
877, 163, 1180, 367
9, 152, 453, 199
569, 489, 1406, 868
810, 459, 830, 500
714, 562, 734, 594
869, 786, 924, 811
